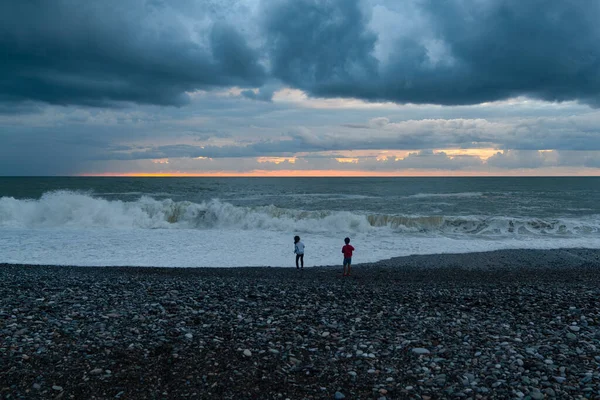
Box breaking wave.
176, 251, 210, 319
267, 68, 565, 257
1, 191, 598, 237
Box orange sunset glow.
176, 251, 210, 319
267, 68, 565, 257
79, 168, 600, 178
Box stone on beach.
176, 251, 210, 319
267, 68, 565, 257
1, 248, 600, 399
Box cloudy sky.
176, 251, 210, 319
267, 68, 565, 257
2, 0, 600, 176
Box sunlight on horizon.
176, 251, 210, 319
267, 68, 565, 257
78, 168, 600, 178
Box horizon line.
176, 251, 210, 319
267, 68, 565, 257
12, 170, 600, 178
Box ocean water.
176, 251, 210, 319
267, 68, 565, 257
1, 177, 599, 267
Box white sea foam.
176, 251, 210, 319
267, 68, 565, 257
2, 191, 600, 267
1, 191, 599, 236
0, 227, 598, 268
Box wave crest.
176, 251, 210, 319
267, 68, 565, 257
1, 191, 598, 237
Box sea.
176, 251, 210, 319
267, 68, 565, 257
1, 177, 599, 268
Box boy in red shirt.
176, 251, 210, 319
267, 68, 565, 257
341, 237, 355, 277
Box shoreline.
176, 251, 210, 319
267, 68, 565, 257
2, 248, 600, 399
2, 247, 600, 271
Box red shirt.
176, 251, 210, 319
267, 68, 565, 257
342, 244, 355, 258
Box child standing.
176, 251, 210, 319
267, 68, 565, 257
341, 237, 355, 276
294, 235, 305, 269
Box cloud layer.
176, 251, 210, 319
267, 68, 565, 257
0, 0, 266, 106
2, 0, 600, 107
3, 0, 600, 176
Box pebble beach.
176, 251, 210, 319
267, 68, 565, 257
2, 248, 600, 399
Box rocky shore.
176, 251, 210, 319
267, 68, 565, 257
2, 248, 600, 399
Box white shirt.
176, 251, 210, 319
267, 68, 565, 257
294, 242, 305, 255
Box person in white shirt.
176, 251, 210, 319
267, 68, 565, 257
293, 235, 305, 269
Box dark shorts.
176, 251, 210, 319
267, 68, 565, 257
343, 257, 352, 265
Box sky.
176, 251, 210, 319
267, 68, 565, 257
2, 0, 600, 176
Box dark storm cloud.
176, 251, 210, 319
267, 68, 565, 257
263, 0, 379, 97
2, 0, 600, 108
418, 0, 600, 106
263, 0, 600, 106
0, 1, 266, 107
